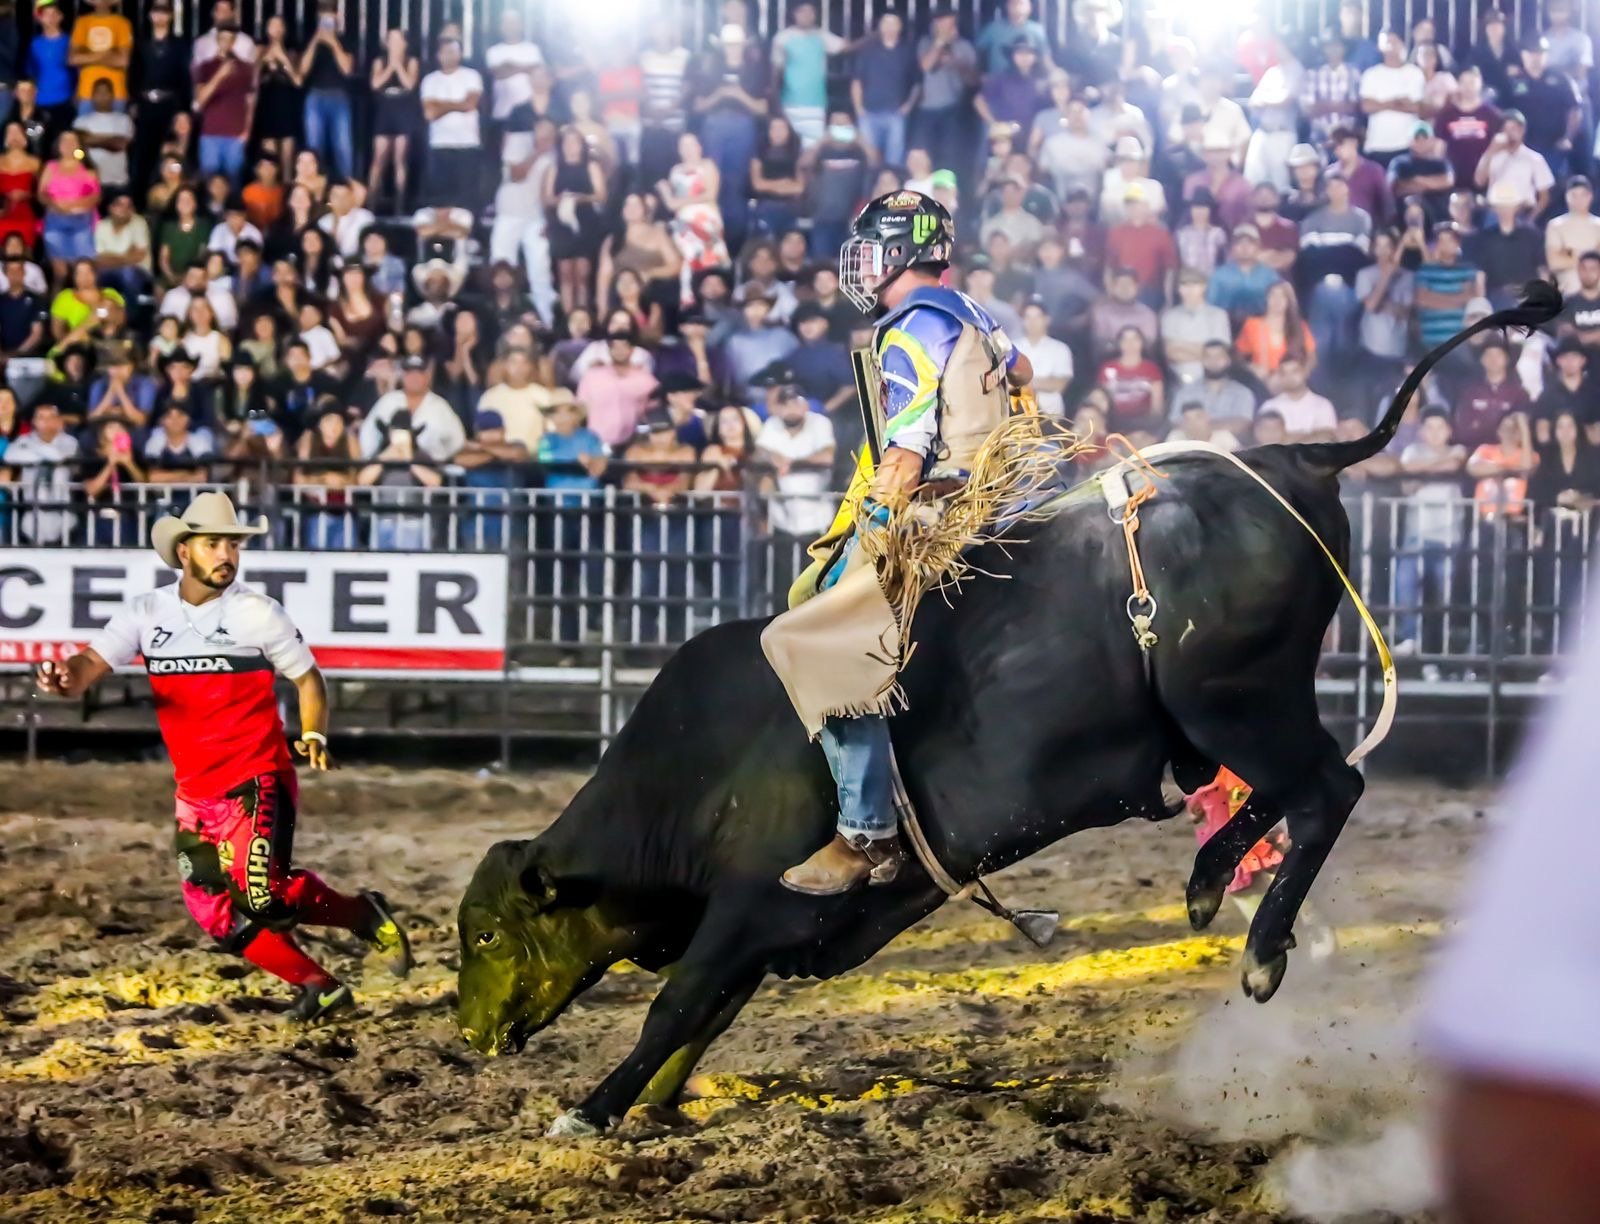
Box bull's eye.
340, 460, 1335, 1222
475, 931, 498, 948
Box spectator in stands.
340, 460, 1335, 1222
1413, 41, 1457, 119
541, 127, 606, 316
804, 111, 873, 259
1303, 29, 1362, 150
1097, 325, 1165, 435
1546, 176, 1600, 296
915, 3, 978, 174
1171, 337, 1260, 434
757, 382, 834, 594
977, 0, 1047, 74
91, 189, 148, 297
420, 37, 484, 213
318, 179, 371, 261
659, 131, 731, 290
1361, 29, 1426, 168
977, 38, 1046, 143
1456, 337, 1529, 449
361, 354, 463, 462
1105, 184, 1176, 309
1355, 227, 1415, 385
1036, 98, 1106, 203
74, 77, 129, 192
1238, 280, 1315, 387
1394, 408, 1466, 654
749, 114, 806, 239
1390, 120, 1455, 224
485, 9, 541, 136
1162, 268, 1231, 387
1280, 145, 1324, 224
1244, 58, 1298, 192
1467, 410, 1536, 540
142, 400, 213, 483
1533, 336, 1596, 446
982, 174, 1047, 257
29, 0, 71, 125
151, 347, 209, 429
358, 408, 443, 550
960, 252, 1023, 337
720, 286, 797, 403
1509, 32, 1579, 180
852, 10, 919, 168
637, 16, 691, 190
193, 25, 255, 187
1416, 222, 1483, 348
1184, 130, 1251, 231
1259, 355, 1336, 438
1475, 109, 1554, 213
1012, 298, 1070, 416
37, 129, 98, 282
769, 1, 842, 150
1206, 225, 1278, 323
1436, 66, 1501, 190
1249, 182, 1299, 276
1470, 182, 1545, 306
1172, 190, 1225, 276
253, 16, 302, 183
1560, 251, 1600, 355
366, 28, 419, 211
1088, 264, 1156, 358
85, 341, 150, 427
690, 21, 768, 254
577, 320, 659, 448
1100, 138, 1165, 225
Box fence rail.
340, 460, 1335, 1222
0, 475, 1588, 769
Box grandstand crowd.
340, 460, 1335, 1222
1, 0, 1598, 591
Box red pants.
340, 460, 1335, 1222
174, 771, 369, 987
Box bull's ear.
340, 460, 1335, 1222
519, 858, 559, 910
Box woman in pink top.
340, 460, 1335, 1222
37, 130, 101, 282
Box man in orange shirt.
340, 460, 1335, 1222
69, 0, 131, 115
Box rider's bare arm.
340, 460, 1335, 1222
869, 445, 926, 502
35, 649, 113, 698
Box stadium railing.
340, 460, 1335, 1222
0, 475, 1586, 771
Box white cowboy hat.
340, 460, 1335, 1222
151, 491, 268, 569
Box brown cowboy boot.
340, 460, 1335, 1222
781, 832, 907, 896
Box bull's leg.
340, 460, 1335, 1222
1240, 748, 1362, 1002
1185, 795, 1284, 932
554, 953, 766, 1134
634, 975, 761, 1109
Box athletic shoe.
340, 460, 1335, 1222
360, 890, 414, 979
285, 981, 354, 1025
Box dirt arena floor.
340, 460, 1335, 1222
0, 763, 1489, 1223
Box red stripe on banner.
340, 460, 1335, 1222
311, 647, 506, 671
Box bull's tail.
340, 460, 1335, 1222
1296, 280, 1564, 475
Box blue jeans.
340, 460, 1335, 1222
814, 506, 895, 839
372, 515, 429, 550
698, 108, 757, 252
810, 218, 850, 260
43, 212, 95, 263
303, 510, 351, 550
749, 198, 800, 239
198, 134, 246, 185
1395, 541, 1450, 645
860, 110, 907, 167
633, 507, 690, 643
1307, 278, 1361, 359
99, 265, 151, 299
303, 88, 355, 180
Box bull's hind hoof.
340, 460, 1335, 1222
547, 1109, 603, 1138
1240, 949, 1289, 1002
1186, 877, 1228, 931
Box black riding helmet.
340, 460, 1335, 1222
838, 190, 956, 313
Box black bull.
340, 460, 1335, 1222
457, 290, 1559, 1135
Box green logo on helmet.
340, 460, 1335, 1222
912, 213, 939, 245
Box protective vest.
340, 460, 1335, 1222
876, 287, 1013, 480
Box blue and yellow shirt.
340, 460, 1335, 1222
876, 286, 1021, 461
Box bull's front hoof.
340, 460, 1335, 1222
547, 1108, 603, 1138
1240, 949, 1289, 1002
1185, 876, 1227, 932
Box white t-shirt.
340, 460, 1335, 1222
75, 110, 133, 186
318, 207, 375, 259
1014, 334, 1074, 416
300, 324, 340, 371
6, 430, 79, 543
192, 29, 257, 65
1483, 144, 1556, 210
1546, 211, 1600, 294
1360, 63, 1426, 153
757, 412, 836, 537
206, 219, 263, 262
361, 389, 467, 462
95, 215, 151, 271
495, 132, 544, 222
1424, 600, 1600, 1098
420, 67, 484, 149
485, 40, 544, 119
1260, 390, 1337, 436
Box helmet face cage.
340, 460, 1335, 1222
839, 235, 885, 312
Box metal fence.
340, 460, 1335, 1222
0, 475, 1590, 769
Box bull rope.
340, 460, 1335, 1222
1098, 439, 1397, 767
